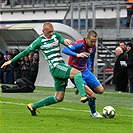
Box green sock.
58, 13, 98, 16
74, 72, 86, 97
33, 96, 59, 109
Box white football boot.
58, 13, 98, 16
90, 111, 103, 118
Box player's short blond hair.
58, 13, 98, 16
43, 22, 53, 30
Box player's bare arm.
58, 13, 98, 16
64, 39, 72, 46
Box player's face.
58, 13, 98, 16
86, 36, 98, 47
42, 25, 54, 39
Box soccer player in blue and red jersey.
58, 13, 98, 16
62, 30, 104, 117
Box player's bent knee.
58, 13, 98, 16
94, 85, 104, 94
70, 68, 80, 79
98, 87, 104, 94
55, 91, 65, 102
56, 97, 64, 102
98, 90, 104, 94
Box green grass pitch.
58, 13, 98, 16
0, 85, 132, 133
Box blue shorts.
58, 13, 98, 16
82, 69, 100, 90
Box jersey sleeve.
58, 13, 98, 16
11, 37, 41, 63
62, 43, 82, 56
54, 32, 65, 45
62, 45, 77, 57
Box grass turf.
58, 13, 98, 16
0, 85, 133, 133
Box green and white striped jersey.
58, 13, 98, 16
11, 32, 66, 69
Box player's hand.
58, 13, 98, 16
77, 53, 88, 58
1, 60, 12, 68
64, 39, 72, 46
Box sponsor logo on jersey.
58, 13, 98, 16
41, 40, 59, 49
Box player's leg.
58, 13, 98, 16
70, 78, 95, 97
84, 71, 104, 94
27, 95, 60, 116
31, 90, 65, 109
27, 65, 69, 116
27, 81, 66, 116
84, 81, 98, 117
70, 67, 89, 103
52, 63, 88, 102
70, 79, 79, 95
93, 84, 104, 94
84, 85, 97, 115
83, 70, 103, 117
84, 85, 95, 97
70, 79, 98, 116
52, 63, 88, 103
27, 92, 64, 116
84, 85, 102, 117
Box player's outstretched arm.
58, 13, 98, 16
62, 46, 88, 58
62, 46, 77, 57
1, 60, 11, 68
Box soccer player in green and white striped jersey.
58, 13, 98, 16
1, 22, 89, 116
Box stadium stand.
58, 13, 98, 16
0, 0, 132, 85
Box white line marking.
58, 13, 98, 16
0, 101, 132, 117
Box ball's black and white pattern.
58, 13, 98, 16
102, 106, 116, 118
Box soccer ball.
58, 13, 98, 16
102, 106, 116, 118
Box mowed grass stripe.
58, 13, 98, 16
0, 101, 132, 117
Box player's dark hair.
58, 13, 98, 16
87, 30, 98, 38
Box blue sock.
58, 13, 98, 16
88, 100, 96, 114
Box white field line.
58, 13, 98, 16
0, 101, 132, 117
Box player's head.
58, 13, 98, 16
42, 22, 54, 39
86, 30, 98, 47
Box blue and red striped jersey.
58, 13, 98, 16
62, 38, 96, 72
